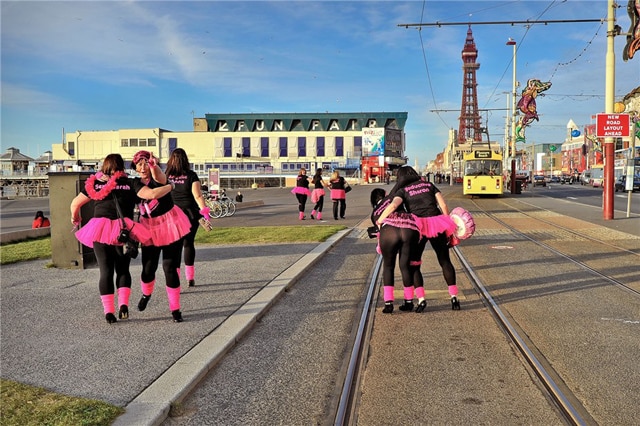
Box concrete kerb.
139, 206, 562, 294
113, 227, 352, 426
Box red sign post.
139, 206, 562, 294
596, 113, 630, 137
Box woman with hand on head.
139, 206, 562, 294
70, 153, 164, 324
165, 148, 209, 288
131, 150, 192, 323
310, 168, 327, 220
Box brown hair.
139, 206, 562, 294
101, 154, 125, 175
165, 148, 191, 177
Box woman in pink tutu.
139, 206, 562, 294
290, 167, 311, 220
310, 168, 327, 220
70, 153, 170, 324
376, 166, 460, 311
131, 150, 192, 323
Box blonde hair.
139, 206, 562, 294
331, 170, 340, 180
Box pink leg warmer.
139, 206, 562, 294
383, 286, 395, 302
166, 286, 181, 312
403, 286, 414, 300
448, 284, 458, 297
317, 212, 322, 220
141, 280, 155, 297
100, 294, 115, 314
299, 211, 305, 220
117, 287, 131, 307
415, 286, 425, 299
185, 265, 195, 281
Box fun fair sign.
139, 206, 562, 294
596, 113, 630, 138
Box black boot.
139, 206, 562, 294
188, 279, 195, 287
415, 300, 427, 313
138, 294, 151, 311
399, 300, 414, 312
382, 302, 394, 314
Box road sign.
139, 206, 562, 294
595, 113, 630, 137
549, 145, 557, 152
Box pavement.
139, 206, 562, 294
1, 184, 639, 425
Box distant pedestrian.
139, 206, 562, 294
32, 210, 50, 228
291, 167, 311, 220
235, 191, 243, 202
165, 148, 209, 288
329, 170, 349, 220
310, 168, 327, 220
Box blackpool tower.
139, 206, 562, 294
458, 25, 483, 144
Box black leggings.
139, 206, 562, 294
413, 233, 456, 287
94, 242, 132, 296
332, 199, 346, 219
313, 195, 324, 212
296, 194, 307, 212
182, 219, 199, 266
378, 225, 421, 289
140, 239, 184, 288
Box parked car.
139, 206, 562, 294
614, 175, 640, 192
580, 170, 592, 185
533, 175, 546, 187
549, 175, 561, 184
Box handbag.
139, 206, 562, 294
344, 180, 352, 193
113, 194, 139, 259
199, 216, 213, 231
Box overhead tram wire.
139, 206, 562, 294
397, 18, 605, 29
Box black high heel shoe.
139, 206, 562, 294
118, 305, 129, 320
415, 300, 427, 313
451, 296, 460, 310
138, 294, 151, 311
171, 310, 183, 323
105, 313, 117, 324
399, 300, 414, 312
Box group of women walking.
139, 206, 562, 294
292, 167, 349, 221
70, 148, 209, 324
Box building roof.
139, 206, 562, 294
0, 147, 34, 162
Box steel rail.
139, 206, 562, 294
453, 246, 594, 425
334, 254, 383, 426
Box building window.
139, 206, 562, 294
354, 136, 362, 157
316, 137, 325, 157
224, 137, 232, 157
336, 137, 344, 157
298, 136, 306, 157
242, 137, 250, 157
139, 138, 147, 147
279, 137, 288, 157
148, 138, 157, 147
121, 139, 129, 147
68, 142, 75, 156
129, 138, 139, 147
261, 137, 269, 157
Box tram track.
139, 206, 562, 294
452, 198, 640, 424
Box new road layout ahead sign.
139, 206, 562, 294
596, 113, 630, 137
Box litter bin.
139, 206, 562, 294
515, 180, 522, 194
48, 172, 97, 269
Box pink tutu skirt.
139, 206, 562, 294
291, 187, 311, 197
381, 212, 419, 232
412, 214, 457, 239
140, 205, 191, 247
311, 188, 325, 203
75, 217, 152, 248
330, 189, 346, 200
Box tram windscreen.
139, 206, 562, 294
465, 159, 502, 176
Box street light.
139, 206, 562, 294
506, 37, 517, 193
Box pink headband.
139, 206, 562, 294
132, 150, 151, 165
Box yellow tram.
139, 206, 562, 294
463, 150, 504, 196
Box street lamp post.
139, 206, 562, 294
507, 38, 517, 194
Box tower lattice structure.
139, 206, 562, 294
458, 26, 483, 144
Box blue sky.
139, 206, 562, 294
1, 0, 638, 166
